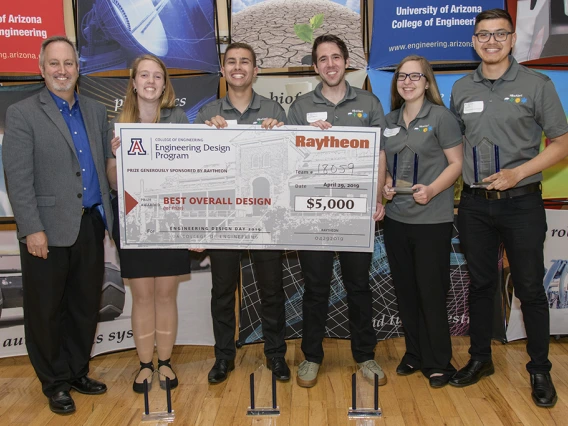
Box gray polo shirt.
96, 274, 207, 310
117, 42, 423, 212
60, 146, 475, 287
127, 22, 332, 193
288, 81, 386, 128
383, 99, 462, 224
450, 56, 568, 187
194, 90, 286, 125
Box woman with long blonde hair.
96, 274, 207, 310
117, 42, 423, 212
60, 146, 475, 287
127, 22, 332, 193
106, 54, 190, 393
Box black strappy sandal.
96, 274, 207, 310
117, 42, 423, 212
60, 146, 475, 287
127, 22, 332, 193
133, 361, 154, 394
158, 358, 178, 390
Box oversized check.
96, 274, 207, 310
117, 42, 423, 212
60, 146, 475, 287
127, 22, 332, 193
115, 124, 380, 252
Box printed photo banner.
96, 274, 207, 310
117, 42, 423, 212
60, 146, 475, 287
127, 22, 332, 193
0, 231, 215, 359
78, 74, 219, 123
513, 0, 568, 65
238, 224, 508, 345
0, 84, 45, 218
0, 2, 65, 73
76, 0, 219, 74
253, 70, 367, 114
537, 70, 568, 199
232, 0, 367, 69
369, 0, 504, 69
507, 209, 568, 341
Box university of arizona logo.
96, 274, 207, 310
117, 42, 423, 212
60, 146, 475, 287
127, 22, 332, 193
128, 138, 147, 155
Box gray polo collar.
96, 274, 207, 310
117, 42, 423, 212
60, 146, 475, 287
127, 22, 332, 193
221, 90, 261, 113
473, 55, 519, 83
395, 98, 434, 127
311, 80, 357, 106
160, 108, 173, 119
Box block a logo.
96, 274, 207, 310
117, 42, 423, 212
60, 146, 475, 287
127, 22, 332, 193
128, 138, 147, 155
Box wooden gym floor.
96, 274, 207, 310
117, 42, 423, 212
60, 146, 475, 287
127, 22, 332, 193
1, 336, 567, 425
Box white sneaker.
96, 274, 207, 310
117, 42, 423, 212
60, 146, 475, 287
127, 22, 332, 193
357, 360, 387, 386
296, 360, 320, 388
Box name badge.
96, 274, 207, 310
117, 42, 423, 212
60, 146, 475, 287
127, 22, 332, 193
225, 119, 238, 126
383, 127, 401, 137
307, 112, 328, 123
464, 101, 484, 114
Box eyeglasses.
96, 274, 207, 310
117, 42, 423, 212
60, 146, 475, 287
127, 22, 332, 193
473, 31, 514, 43
396, 72, 425, 82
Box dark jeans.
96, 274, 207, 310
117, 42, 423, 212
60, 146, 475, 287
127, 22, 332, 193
298, 250, 376, 364
209, 249, 286, 360
21, 210, 106, 397
458, 191, 551, 373
383, 217, 456, 377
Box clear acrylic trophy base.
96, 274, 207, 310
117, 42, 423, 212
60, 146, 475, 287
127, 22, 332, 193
470, 181, 491, 189
141, 411, 175, 423
392, 187, 415, 195
247, 408, 280, 416
347, 368, 382, 420
140, 371, 175, 423
247, 364, 280, 417
348, 408, 382, 418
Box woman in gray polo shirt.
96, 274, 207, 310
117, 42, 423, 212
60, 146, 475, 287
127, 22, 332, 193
381, 55, 463, 388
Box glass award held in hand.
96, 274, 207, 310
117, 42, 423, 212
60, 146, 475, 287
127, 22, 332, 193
472, 138, 500, 188
392, 145, 418, 195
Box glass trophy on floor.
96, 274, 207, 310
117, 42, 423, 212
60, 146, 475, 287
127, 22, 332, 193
392, 145, 418, 194
472, 138, 500, 188
348, 365, 381, 419
247, 364, 280, 417
140, 369, 175, 423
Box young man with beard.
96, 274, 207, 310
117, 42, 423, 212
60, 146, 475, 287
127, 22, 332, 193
288, 34, 387, 388
194, 42, 289, 384
449, 9, 568, 407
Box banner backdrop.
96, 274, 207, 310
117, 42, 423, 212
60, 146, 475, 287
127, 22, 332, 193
538, 70, 568, 200
0, 2, 65, 73
252, 70, 367, 114
238, 224, 508, 346
76, 0, 219, 74
506, 209, 568, 341
78, 74, 219, 123
367, 69, 467, 113
368, 0, 504, 69
0, 230, 214, 359
0, 84, 45, 218
513, 0, 568, 64
232, 0, 367, 69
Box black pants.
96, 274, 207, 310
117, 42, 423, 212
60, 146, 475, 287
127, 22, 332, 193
21, 210, 105, 397
209, 249, 286, 360
384, 217, 456, 376
299, 250, 376, 363
458, 191, 551, 373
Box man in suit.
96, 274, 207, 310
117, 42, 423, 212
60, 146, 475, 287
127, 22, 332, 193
2, 36, 113, 415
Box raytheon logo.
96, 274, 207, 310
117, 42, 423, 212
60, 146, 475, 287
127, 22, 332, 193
295, 135, 369, 150
128, 138, 147, 155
